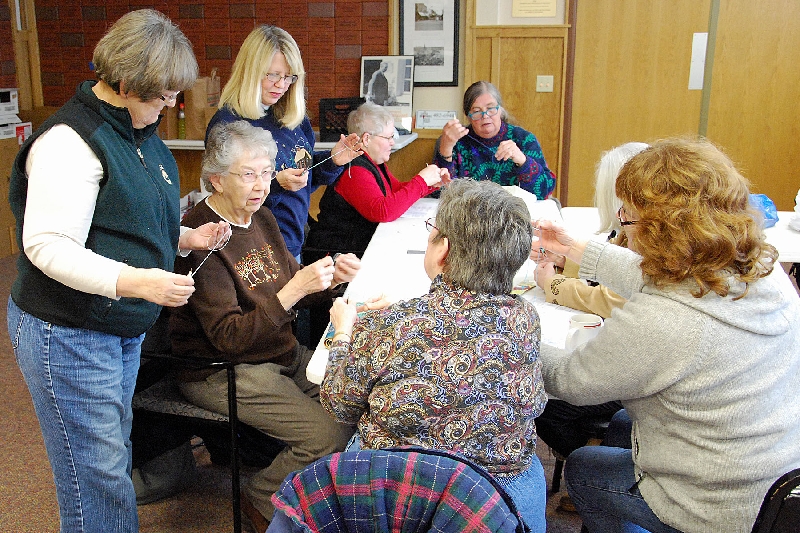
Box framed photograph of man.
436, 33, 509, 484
399, 0, 459, 87
360, 55, 415, 131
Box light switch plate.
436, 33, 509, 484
536, 75, 554, 93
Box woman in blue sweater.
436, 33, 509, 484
207, 26, 362, 261
433, 80, 556, 199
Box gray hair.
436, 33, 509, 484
462, 81, 510, 123
92, 9, 198, 101
593, 142, 650, 234
201, 121, 278, 193
436, 180, 532, 294
347, 102, 394, 136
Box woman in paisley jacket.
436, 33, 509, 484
320, 179, 548, 533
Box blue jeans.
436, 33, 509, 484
496, 455, 547, 533
565, 446, 682, 533
8, 298, 144, 533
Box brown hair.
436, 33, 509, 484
615, 137, 776, 298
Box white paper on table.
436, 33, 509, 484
503, 186, 563, 222
400, 198, 439, 220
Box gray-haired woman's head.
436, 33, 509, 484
348, 102, 394, 136
92, 9, 198, 101
594, 142, 649, 234
462, 81, 510, 122
202, 121, 278, 192
435, 179, 532, 293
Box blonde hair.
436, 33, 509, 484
218, 26, 306, 129
93, 9, 198, 101
594, 142, 649, 234
616, 137, 776, 298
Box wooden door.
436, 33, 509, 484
706, 0, 800, 210
567, 0, 711, 206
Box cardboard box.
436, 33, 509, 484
0, 119, 32, 143
0, 88, 19, 116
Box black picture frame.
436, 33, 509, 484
399, 0, 459, 87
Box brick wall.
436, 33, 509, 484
0, 1, 389, 126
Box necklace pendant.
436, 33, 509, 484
160, 164, 172, 184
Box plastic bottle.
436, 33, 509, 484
177, 103, 186, 139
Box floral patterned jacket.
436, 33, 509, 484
321, 275, 547, 475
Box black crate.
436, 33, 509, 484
319, 97, 364, 142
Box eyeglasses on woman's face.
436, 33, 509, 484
425, 217, 439, 233
617, 206, 639, 226
373, 132, 397, 142
159, 91, 180, 104
467, 105, 501, 121
228, 168, 277, 183
264, 72, 299, 86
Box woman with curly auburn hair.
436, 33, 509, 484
614, 138, 776, 297
532, 137, 800, 533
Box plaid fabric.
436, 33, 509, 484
271, 447, 525, 533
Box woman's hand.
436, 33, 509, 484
531, 219, 587, 265
439, 119, 468, 157
116, 266, 195, 307
179, 221, 231, 252
357, 293, 391, 311
418, 164, 451, 188
276, 256, 335, 310
275, 168, 309, 192
332, 253, 360, 285
330, 297, 358, 337
496, 139, 526, 166
331, 133, 364, 166
534, 261, 557, 291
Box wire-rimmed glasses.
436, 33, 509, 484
159, 91, 180, 103
228, 169, 278, 183
467, 106, 501, 120
617, 206, 639, 226
425, 218, 439, 233
373, 132, 397, 142
265, 72, 299, 85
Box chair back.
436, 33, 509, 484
269, 446, 528, 533
751, 468, 800, 533
319, 97, 364, 142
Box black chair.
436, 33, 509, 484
550, 418, 609, 494
132, 311, 247, 533
751, 468, 800, 533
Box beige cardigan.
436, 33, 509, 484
541, 233, 627, 319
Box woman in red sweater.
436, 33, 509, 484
304, 103, 449, 258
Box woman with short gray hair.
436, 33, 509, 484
7, 10, 229, 532
321, 179, 548, 533
434, 80, 556, 199
306, 102, 449, 258
172, 121, 360, 530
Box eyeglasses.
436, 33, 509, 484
265, 73, 299, 85
617, 206, 639, 226
229, 169, 277, 183
373, 132, 397, 142
159, 92, 180, 103
425, 218, 439, 233
467, 106, 501, 120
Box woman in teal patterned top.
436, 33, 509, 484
433, 80, 556, 199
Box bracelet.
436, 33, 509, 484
331, 332, 351, 343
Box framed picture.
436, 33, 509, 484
399, 0, 459, 87
360, 55, 415, 131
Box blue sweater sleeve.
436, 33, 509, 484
511, 125, 557, 199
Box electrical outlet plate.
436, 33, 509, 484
536, 75, 554, 93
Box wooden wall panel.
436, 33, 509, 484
707, 0, 800, 211
568, 0, 710, 207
